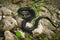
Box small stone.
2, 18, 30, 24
26, 22, 33, 28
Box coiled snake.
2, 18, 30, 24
18, 7, 58, 34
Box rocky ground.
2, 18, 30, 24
0, 0, 60, 40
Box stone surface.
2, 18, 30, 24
0, 7, 13, 16
7, 4, 19, 13
3, 16, 18, 31
39, 6, 51, 18
16, 17, 23, 27
4, 31, 18, 40
32, 20, 44, 34
12, 0, 21, 3
0, 16, 2, 20
32, 18, 55, 36
26, 22, 33, 28
0, 37, 3, 40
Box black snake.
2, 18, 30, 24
18, 7, 58, 34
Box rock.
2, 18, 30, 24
7, 4, 19, 13
0, 9, 2, 16
39, 6, 51, 18
32, 18, 55, 37
45, 0, 60, 8
3, 16, 18, 31
0, 37, 4, 40
12, 0, 21, 3
41, 19, 55, 38
0, 7, 13, 16
32, 20, 44, 34
12, 0, 33, 4
26, 22, 33, 28
4, 31, 18, 40
0, 16, 2, 20
16, 17, 23, 27
44, 29, 55, 38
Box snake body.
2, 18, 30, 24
18, 7, 57, 34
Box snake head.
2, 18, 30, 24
17, 7, 35, 19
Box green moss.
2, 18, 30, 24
44, 37, 48, 40
7, 0, 12, 3
15, 30, 21, 38
24, 37, 31, 40
24, 34, 31, 40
